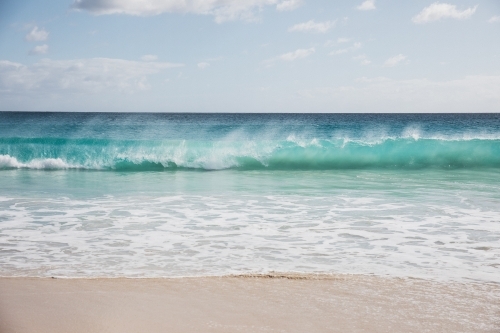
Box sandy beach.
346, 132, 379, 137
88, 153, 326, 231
0, 274, 498, 333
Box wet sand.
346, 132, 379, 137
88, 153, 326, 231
0, 274, 499, 333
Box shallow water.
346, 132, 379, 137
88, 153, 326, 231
0, 113, 499, 281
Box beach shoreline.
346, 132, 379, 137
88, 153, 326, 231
1, 274, 498, 333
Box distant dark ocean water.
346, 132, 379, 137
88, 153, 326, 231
0, 112, 499, 281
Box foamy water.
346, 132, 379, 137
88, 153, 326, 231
0, 113, 499, 281
0, 169, 499, 282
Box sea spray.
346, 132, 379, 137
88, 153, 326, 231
1, 137, 499, 170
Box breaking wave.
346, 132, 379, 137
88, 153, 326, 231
1, 136, 500, 171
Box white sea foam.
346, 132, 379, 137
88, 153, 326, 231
0, 155, 77, 169
0, 155, 23, 168
0, 170, 498, 281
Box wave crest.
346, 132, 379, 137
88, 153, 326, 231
0, 155, 74, 169
1, 137, 500, 171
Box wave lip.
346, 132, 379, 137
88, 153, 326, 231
1, 137, 500, 171
0, 155, 76, 170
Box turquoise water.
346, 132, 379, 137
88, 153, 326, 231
0, 113, 499, 281
1, 113, 500, 170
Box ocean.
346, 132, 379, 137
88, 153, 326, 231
0, 112, 499, 282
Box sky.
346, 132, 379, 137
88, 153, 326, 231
0, 0, 499, 112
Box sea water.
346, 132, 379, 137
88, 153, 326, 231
0, 112, 499, 281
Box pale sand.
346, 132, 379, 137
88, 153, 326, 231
0, 274, 499, 333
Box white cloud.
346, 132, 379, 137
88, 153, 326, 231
279, 48, 315, 61
330, 42, 361, 56
197, 62, 210, 69
0, 58, 183, 95
488, 16, 500, 23
288, 20, 336, 33
357, 0, 375, 11
72, 0, 298, 23
384, 54, 407, 67
29, 44, 49, 55
25, 26, 49, 42
412, 3, 478, 24
141, 55, 158, 61
276, 0, 302, 11
353, 54, 371, 65
337, 38, 350, 43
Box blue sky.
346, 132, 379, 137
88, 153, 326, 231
0, 0, 499, 112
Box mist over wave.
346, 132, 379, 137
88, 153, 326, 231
1, 112, 499, 170
1, 136, 499, 170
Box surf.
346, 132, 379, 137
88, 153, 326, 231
1, 137, 499, 170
